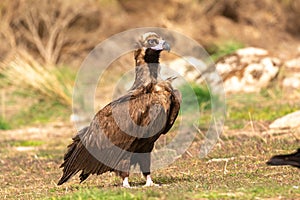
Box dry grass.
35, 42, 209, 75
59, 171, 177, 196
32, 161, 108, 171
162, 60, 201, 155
0, 122, 299, 199
1, 52, 73, 107
0, 0, 102, 66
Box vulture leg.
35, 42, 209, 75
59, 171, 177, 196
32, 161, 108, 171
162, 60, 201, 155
144, 175, 158, 187
133, 153, 159, 187
115, 171, 131, 188
115, 159, 131, 188
121, 173, 131, 188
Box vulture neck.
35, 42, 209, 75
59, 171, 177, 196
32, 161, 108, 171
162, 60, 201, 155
132, 49, 161, 89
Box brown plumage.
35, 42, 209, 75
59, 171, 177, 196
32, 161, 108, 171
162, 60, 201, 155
58, 32, 181, 187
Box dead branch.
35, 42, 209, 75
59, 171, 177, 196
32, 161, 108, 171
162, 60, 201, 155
0, 0, 102, 67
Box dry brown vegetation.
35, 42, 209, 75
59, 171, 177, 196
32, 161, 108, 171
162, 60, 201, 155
1, 0, 300, 68
0, 0, 104, 67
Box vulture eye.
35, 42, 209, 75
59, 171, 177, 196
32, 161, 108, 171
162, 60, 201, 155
147, 39, 158, 46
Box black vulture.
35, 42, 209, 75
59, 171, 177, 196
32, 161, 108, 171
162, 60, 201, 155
58, 32, 181, 187
267, 148, 300, 169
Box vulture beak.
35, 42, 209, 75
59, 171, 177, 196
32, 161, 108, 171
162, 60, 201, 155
151, 40, 171, 52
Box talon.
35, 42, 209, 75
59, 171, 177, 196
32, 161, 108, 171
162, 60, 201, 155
143, 175, 160, 187
122, 177, 131, 188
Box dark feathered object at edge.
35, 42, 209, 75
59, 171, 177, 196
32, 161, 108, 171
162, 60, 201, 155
267, 148, 300, 169
57, 32, 181, 187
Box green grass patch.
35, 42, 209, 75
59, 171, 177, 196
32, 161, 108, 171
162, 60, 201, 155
226, 92, 300, 129
48, 182, 300, 200
49, 188, 143, 200
206, 40, 244, 61
178, 82, 214, 130
0, 117, 10, 130
8, 140, 44, 147
179, 82, 212, 112
11, 100, 71, 128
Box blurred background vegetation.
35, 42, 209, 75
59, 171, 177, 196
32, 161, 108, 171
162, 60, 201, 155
0, 0, 299, 129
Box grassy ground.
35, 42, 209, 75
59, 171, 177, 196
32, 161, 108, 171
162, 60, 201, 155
0, 99, 299, 199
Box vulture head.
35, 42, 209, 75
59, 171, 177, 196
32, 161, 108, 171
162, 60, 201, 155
135, 32, 170, 64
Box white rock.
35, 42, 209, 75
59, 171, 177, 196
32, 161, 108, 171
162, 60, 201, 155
269, 110, 300, 129
15, 146, 35, 151
236, 47, 268, 56
164, 56, 224, 94
164, 47, 281, 94
282, 57, 300, 91
285, 57, 300, 69
216, 47, 281, 93
283, 76, 300, 88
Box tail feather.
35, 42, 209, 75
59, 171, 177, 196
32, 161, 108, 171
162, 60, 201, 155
57, 127, 89, 185
57, 169, 80, 185
79, 172, 90, 183
267, 148, 300, 168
